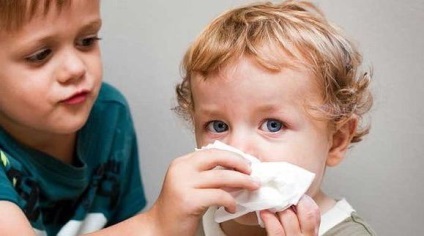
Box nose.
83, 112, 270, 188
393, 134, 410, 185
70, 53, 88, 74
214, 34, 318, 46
57, 49, 86, 83
225, 131, 258, 158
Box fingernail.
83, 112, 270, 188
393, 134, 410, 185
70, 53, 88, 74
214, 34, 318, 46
245, 160, 252, 171
250, 176, 262, 186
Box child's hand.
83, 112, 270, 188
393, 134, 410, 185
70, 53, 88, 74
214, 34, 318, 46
260, 195, 320, 236
149, 149, 260, 235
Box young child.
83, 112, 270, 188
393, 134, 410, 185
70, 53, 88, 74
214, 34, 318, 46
175, 1, 375, 235
0, 0, 270, 235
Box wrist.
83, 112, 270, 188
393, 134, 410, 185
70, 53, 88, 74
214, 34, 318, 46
132, 206, 162, 236
146, 201, 200, 236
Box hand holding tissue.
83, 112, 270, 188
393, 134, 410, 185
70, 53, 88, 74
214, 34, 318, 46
198, 141, 315, 225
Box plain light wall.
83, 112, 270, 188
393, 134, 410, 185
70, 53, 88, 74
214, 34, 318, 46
100, 1, 424, 235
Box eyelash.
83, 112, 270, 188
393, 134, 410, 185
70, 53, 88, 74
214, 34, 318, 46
76, 36, 101, 49
260, 119, 285, 133
204, 119, 286, 134
25, 36, 101, 64
25, 48, 53, 63
206, 120, 228, 133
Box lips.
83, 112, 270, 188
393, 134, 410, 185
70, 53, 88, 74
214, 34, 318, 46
61, 90, 89, 105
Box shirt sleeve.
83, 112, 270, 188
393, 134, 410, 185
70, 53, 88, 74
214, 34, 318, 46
111, 133, 147, 224
101, 87, 147, 225
323, 212, 376, 236
0, 150, 20, 205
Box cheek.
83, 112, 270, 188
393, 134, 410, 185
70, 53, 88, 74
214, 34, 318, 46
194, 137, 203, 148
261, 141, 329, 173
83, 49, 102, 78
96, 64, 103, 81
193, 123, 203, 146
193, 118, 216, 148
195, 135, 217, 149
295, 148, 329, 174
91, 55, 103, 80
194, 129, 209, 148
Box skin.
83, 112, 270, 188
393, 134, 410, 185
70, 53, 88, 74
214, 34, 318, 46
0, 0, 103, 164
0, 1, 321, 235
0, 148, 260, 236
191, 55, 356, 235
0, 1, 262, 235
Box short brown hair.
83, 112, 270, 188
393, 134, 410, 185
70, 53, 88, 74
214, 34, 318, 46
175, 0, 373, 143
0, 0, 70, 31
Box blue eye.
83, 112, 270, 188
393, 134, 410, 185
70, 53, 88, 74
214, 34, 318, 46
26, 48, 52, 63
260, 119, 283, 132
76, 36, 101, 48
207, 120, 228, 133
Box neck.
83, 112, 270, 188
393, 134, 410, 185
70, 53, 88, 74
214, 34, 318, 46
221, 221, 267, 236
31, 134, 77, 164
220, 190, 336, 236
1, 123, 77, 164
313, 190, 337, 214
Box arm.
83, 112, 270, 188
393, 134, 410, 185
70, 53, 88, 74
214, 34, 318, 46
1, 150, 316, 236
0, 201, 37, 236
86, 148, 259, 236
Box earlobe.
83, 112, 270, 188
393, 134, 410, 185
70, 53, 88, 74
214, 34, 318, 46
326, 117, 358, 167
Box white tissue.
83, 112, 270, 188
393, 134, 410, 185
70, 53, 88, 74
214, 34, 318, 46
198, 141, 315, 226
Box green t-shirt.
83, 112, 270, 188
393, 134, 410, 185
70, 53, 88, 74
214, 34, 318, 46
0, 83, 146, 235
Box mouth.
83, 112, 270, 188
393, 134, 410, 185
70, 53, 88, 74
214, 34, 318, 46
61, 90, 90, 105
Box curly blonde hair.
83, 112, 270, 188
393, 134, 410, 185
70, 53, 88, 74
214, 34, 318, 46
0, 0, 70, 32
175, 0, 373, 143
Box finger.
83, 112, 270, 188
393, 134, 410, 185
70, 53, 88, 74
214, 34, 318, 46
193, 189, 238, 214
278, 207, 301, 235
196, 169, 260, 191
195, 149, 252, 174
260, 210, 286, 236
297, 195, 320, 235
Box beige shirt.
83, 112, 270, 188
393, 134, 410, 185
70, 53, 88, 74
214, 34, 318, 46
198, 199, 375, 236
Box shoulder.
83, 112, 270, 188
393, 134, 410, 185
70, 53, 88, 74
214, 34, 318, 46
323, 212, 376, 236
81, 82, 136, 140
321, 199, 376, 236
0, 149, 22, 205
96, 82, 130, 108
89, 82, 133, 123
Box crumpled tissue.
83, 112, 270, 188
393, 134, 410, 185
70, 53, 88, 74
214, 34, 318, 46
198, 140, 315, 226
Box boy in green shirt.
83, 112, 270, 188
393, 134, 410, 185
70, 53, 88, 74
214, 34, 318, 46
0, 0, 275, 235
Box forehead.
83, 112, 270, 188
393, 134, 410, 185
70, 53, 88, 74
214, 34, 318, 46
0, 0, 71, 32
192, 56, 323, 110
0, 1, 101, 54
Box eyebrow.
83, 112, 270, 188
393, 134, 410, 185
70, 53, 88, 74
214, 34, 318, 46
80, 19, 102, 32
194, 106, 221, 117
11, 18, 102, 58
195, 103, 290, 117
255, 104, 281, 112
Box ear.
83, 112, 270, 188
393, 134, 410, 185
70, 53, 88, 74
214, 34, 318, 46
326, 117, 358, 167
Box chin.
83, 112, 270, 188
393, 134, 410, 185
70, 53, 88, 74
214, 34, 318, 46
233, 212, 259, 226
59, 105, 93, 133
53, 115, 90, 134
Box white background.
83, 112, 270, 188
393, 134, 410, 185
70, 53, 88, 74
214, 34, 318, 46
100, 1, 424, 235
